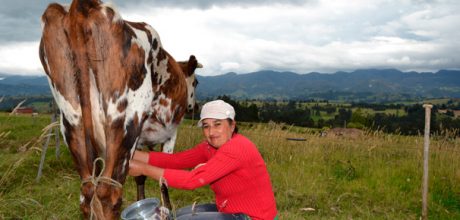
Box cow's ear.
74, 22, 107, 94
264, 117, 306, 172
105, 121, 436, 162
191, 55, 203, 69
187, 55, 200, 76
187, 55, 203, 76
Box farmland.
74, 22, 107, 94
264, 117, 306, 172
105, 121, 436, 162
0, 112, 459, 219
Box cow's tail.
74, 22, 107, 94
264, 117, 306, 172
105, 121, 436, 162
68, 0, 102, 170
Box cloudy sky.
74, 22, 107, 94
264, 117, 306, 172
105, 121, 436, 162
0, 0, 459, 76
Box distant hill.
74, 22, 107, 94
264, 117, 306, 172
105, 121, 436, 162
1, 69, 460, 102
196, 69, 460, 102
0, 73, 50, 96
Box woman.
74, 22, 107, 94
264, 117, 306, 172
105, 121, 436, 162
129, 100, 278, 220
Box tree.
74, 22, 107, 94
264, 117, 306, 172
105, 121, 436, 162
349, 108, 367, 128
333, 108, 352, 127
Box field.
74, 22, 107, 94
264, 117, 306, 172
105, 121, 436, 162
1, 113, 459, 219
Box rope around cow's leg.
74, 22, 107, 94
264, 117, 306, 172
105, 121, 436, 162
81, 157, 123, 220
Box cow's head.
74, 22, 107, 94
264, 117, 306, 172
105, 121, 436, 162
178, 55, 202, 113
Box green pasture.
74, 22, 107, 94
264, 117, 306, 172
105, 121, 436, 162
0, 113, 459, 219
395, 98, 459, 106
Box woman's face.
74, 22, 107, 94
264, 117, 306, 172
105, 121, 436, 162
201, 118, 235, 148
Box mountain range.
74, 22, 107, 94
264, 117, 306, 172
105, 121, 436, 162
1, 69, 460, 102
197, 69, 460, 102
0, 74, 50, 96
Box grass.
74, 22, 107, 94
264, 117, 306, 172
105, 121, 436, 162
1, 113, 459, 219
353, 107, 406, 116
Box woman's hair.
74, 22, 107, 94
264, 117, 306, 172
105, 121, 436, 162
227, 118, 238, 134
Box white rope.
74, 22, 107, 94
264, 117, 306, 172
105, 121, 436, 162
191, 201, 197, 216
81, 157, 123, 220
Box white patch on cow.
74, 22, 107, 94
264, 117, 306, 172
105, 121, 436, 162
80, 193, 85, 204
130, 137, 139, 159
161, 57, 172, 87
40, 19, 45, 30
145, 25, 162, 46
152, 94, 174, 121
59, 112, 67, 145
89, 69, 107, 154
129, 24, 154, 56
139, 121, 179, 147
185, 74, 197, 110
41, 49, 73, 148
101, 3, 122, 23
42, 52, 50, 73
149, 49, 171, 91
124, 74, 153, 134
129, 24, 164, 89
107, 91, 127, 121
46, 77, 82, 127
62, 4, 70, 12
123, 24, 155, 135
139, 94, 180, 149
162, 130, 177, 154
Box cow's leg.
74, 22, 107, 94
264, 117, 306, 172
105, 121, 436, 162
134, 144, 155, 201
159, 132, 176, 212
92, 116, 143, 219
60, 118, 95, 219
135, 132, 176, 202
135, 175, 147, 201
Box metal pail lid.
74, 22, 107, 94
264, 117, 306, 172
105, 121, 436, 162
121, 198, 160, 220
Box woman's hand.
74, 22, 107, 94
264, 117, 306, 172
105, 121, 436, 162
128, 159, 145, 177
129, 159, 165, 180
132, 150, 150, 163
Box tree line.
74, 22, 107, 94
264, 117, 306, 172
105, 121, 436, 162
3, 94, 459, 136
192, 96, 460, 136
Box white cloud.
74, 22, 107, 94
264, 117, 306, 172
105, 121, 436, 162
220, 62, 241, 71
0, 41, 42, 75
0, 0, 459, 76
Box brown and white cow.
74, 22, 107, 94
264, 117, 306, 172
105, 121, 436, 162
39, 0, 199, 218
139, 53, 201, 154
134, 53, 201, 202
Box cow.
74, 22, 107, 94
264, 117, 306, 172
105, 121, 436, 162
39, 0, 199, 218
139, 53, 201, 154
134, 53, 202, 202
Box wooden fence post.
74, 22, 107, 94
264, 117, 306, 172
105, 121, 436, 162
52, 102, 61, 159
422, 104, 432, 220
36, 113, 57, 182
55, 119, 60, 159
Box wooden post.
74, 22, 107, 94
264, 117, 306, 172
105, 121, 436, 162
36, 113, 57, 182
55, 120, 60, 159
422, 104, 432, 220
52, 102, 61, 159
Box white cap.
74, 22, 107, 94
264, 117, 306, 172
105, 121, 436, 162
197, 100, 235, 127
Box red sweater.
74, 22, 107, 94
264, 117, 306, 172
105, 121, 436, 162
148, 134, 277, 220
